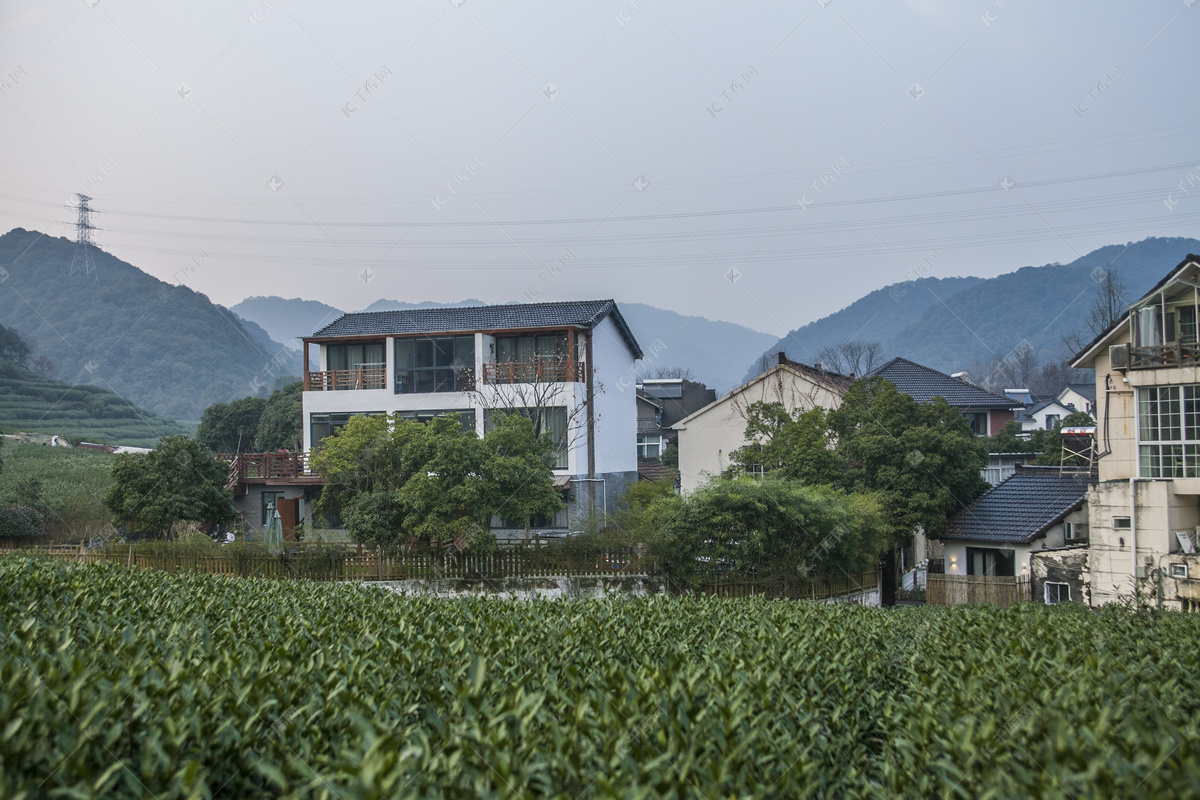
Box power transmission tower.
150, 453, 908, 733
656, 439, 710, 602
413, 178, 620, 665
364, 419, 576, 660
69, 193, 98, 279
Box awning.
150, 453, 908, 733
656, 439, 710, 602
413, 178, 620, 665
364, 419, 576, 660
553, 475, 573, 489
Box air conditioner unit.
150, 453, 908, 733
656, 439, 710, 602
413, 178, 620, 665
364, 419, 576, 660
1109, 344, 1129, 371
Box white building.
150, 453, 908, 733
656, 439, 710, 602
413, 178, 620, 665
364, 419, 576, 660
300, 300, 642, 531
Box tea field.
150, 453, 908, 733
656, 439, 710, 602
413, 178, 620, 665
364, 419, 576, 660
2, 554, 1199, 799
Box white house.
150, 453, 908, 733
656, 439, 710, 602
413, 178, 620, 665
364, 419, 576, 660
1014, 398, 1076, 433
300, 300, 642, 531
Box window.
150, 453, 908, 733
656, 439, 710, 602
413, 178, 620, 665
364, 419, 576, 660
1113, 516, 1131, 530
1064, 522, 1089, 542
395, 336, 474, 393
1180, 306, 1198, 344
309, 412, 384, 447
262, 491, 286, 526
1137, 385, 1200, 477
494, 333, 574, 382
1044, 582, 1071, 604
963, 412, 988, 436
395, 409, 476, 431
637, 434, 662, 459
484, 407, 569, 469
966, 547, 1015, 577
1170, 563, 1189, 579
1044, 414, 1060, 430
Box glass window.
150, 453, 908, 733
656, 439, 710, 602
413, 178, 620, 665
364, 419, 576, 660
966, 547, 1015, 577
494, 333, 571, 382
637, 434, 662, 459
1045, 582, 1071, 604
1138, 385, 1200, 477
395, 336, 474, 394
1179, 306, 1197, 344
963, 412, 987, 436
1044, 415, 1059, 430
309, 412, 384, 447
262, 491, 285, 526
484, 407, 569, 469
394, 409, 476, 431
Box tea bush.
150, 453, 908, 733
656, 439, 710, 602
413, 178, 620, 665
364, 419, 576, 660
2, 554, 1199, 799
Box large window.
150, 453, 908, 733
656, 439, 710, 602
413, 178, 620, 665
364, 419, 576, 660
395, 336, 474, 394
309, 412, 383, 447
494, 333, 572, 382
326, 343, 384, 371
395, 409, 476, 431
637, 434, 662, 459
963, 412, 988, 436
966, 547, 1014, 577
484, 407, 569, 469
1138, 385, 1200, 477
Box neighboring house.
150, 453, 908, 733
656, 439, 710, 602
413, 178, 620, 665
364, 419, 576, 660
1058, 382, 1096, 416
1014, 398, 1076, 433
219, 452, 324, 540
940, 466, 1090, 591
1071, 253, 1200, 608
300, 299, 642, 531
671, 353, 852, 491
983, 452, 1037, 486
865, 357, 1024, 436
635, 377, 716, 482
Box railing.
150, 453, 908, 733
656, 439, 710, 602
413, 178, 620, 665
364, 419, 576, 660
218, 452, 320, 489
305, 365, 387, 391
981, 465, 1016, 486
1129, 343, 1200, 369
482, 360, 586, 385
927, 574, 1031, 607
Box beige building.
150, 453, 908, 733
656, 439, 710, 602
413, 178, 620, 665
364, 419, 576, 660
671, 355, 851, 491
1072, 253, 1200, 608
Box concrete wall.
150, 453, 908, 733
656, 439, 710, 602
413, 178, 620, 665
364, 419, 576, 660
1030, 546, 1089, 604
591, 314, 639, 476
943, 541, 1034, 577
674, 366, 845, 491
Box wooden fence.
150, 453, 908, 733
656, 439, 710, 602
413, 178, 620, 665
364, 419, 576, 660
700, 570, 879, 601
6, 544, 879, 601
927, 574, 1031, 607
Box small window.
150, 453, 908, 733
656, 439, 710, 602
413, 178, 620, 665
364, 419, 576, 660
1065, 522, 1089, 542
1170, 563, 1189, 579
1113, 516, 1132, 530
637, 434, 662, 459
1044, 414, 1060, 430
1045, 582, 1071, 604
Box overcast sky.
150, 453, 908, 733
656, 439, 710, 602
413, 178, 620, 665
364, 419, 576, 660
1, 0, 1197, 336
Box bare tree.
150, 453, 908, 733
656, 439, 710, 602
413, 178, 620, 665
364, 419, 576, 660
649, 365, 695, 381
815, 340, 883, 377
1087, 267, 1129, 337
32, 355, 56, 378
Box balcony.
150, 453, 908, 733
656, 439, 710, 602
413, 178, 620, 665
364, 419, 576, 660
305, 365, 387, 391
217, 452, 324, 494
482, 359, 585, 385
1128, 343, 1200, 370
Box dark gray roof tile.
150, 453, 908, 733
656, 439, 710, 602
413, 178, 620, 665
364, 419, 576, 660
867, 357, 1023, 409
942, 467, 1089, 544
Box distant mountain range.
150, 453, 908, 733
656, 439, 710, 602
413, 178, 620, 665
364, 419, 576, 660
231, 297, 777, 393
747, 237, 1200, 382
0, 228, 301, 420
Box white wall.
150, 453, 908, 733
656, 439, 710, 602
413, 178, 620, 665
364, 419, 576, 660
590, 314, 638, 475
943, 541, 1034, 577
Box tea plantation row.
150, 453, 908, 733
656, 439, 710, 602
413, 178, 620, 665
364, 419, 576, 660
1, 554, 1198, 798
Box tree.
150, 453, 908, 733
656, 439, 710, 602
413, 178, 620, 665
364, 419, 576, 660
0, 324, 31, 366
254, 381, 303, 451
1087, 267, 1129, 337
311, 413, 561, 550
103, 436, 236, 536
197, 396, 267, 453
731, 378, 990, 548
31, 355, 55, 378
649, 365, 695, 380
646, 476, 889, 588
987, 420, 1036, 454
815, 340, 884, 376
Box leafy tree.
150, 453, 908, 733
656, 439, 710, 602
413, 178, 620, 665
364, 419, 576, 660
103, 436, 236, 536
311, 413, 561, 550
987, 420, 1036, 454
197, 396, 266, 453
254, 382, 302, 451
646, 476, 888, 588
731, 378, 989, 548
0, 506, 43, 538
660, 442, 678, 469
1031, 411, 1096, 466
0, 324, 31, 366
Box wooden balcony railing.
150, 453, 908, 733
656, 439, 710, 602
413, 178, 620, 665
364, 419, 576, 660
305, 365, 387, 391
1129, 343, 1200, 370
218, 452, 322, 490
482, 360, 585, 385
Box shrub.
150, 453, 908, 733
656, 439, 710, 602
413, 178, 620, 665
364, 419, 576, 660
0, 505, 44, 538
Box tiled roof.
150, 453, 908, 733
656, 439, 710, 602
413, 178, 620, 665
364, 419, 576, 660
866, 357, 1022, 409
637, 458, 677, 483
309, 299, 642, 358
941, 467, 1089, 544
1063, 382, 1096, 403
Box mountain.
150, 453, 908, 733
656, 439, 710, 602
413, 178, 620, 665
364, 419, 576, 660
0, 358, 192, 446
749, 237, 1200, 380
233, 296, 775, 393
618, 303, 777, 392
0, 228, 298, 420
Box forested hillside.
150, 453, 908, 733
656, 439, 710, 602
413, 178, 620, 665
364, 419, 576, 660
0, 229, 296, 420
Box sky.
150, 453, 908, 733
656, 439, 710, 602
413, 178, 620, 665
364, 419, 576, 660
1, 0, 1198, 337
